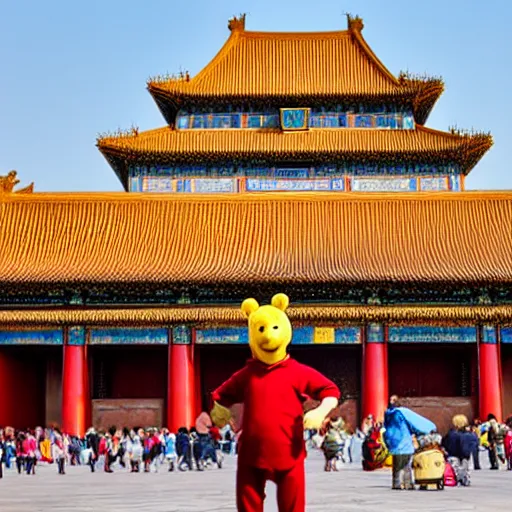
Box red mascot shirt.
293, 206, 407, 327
212, 356, 340, 470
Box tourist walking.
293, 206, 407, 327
163, 430, 177, 471
15, 432, 25, 474
52, 430, 66, 475
442, 414, 477, 486
504, 417, 512, 470
0, 430, 4, 479
321, 417, 344, 471
470, 420, 482, 470
103, 432, 114, 473
362, 423, 389, 471
129, 432, 143, 472
383, 395, 436, 490
176, 427, 192, 471
85, 427, 99, 472
23, 430, 37, 475
486, 415, 502, 469
3, 428, 15, 470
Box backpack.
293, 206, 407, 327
152, 439, 163, 457
362, 437, 372, 461
443, 461, 457, 487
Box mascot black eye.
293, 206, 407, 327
259, 326, 265, 333
273, 326, 278, 330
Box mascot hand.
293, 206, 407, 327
304, 407, 329, 430
210, 401, 231, 428
303, 397, 338, 430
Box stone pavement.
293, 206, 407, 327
0, 451, 510, 512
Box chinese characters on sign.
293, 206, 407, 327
388, 326, 477, 343
89, 328, 168, 345
350, 177, 417, 192
195, 326, 361, 344
280, 108, 309, 131
0, 329, 63, 345
419, 177, 449, 191
176, 110, 415, 131
246, 178, 333, 192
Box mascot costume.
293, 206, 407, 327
211, 294, 340, 512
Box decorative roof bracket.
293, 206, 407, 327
346, 13, 364, 32
228, 13, 246, 32
0, 170, 34, 194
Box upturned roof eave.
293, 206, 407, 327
147, 83, 436, 124
97, 126, 493, 175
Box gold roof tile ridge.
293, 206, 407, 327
2, 305, 512, 327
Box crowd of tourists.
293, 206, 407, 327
0, 418, 235, 478
304, 395, 512, 489
356, 396, 512, 489
1, 400, 511, 488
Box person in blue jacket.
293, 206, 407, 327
384, 395, 437, 490
442, 414, 478, 486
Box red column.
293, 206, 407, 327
167, 326, 196, 431
362, 323, 388, 423
479, 326, 503, 422
62, 327, 88, 437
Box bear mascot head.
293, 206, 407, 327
241, 293, 292, 366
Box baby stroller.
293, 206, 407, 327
413, 434, 445, 490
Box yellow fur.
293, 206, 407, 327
242, 294, 292, 366
211, 294, 337, 431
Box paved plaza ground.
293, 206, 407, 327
0, 451, 510, 512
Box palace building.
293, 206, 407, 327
1, 15, 510, 436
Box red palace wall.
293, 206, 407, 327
199, 345, 251, 409
92, 399, 164, 430
502, 345, 512, 419
291, 346, 361, 429
90, 346, 167, 428
389, 344, 477, 432
0, 347, 47, 428
91, 346, 167, 399
389, 344, 476, 397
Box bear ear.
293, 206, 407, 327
271, 293, 289, 311
241, 298, 259, 318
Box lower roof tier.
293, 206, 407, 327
97, 126, 492, 189
1, 191, 511, 286
2, 305, 512, 327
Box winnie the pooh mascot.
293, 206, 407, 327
211, 294, 340, 512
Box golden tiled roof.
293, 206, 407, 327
2, 305, 512, 328
147, 18, 443, 124
0, 192, 511, 285
98, 126, 492, 187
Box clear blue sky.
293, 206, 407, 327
1, 0, 510, 192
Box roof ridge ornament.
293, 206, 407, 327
346, 13, 364, 32
228, 13, 246, 32
0, 170, 34, 194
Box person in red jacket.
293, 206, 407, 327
211, 294, 340, 512
505, 416, 512, 471
23, 431, 37, 475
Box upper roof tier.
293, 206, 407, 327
147, 15, 444, 125
98, 125, 492, 189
